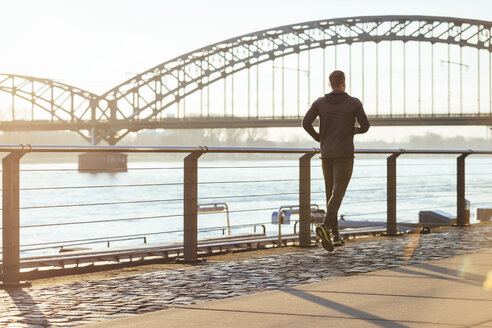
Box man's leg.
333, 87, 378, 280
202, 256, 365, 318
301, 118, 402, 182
317, 158, 335, 251
321, 158, 334, 229
326, 158, 354, 236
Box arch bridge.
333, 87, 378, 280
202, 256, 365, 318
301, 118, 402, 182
0, 15, 491, 144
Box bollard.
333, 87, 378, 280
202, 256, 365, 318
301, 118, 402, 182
385, 152, 401, 236
299, 152, 315, 247
1, 151, 30, 288
183, 151, 203, 262
456, 153, 469, 226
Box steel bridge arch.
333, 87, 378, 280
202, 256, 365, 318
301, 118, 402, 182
0, 73, 104, 143
95, 15, 491, 144
0, 15, 491, 144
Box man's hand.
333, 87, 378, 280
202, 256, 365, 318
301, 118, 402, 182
302, 103, 320, 142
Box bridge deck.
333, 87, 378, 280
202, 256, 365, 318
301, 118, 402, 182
0, 115, 491, 132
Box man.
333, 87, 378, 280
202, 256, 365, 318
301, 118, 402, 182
302, 70, 370, 252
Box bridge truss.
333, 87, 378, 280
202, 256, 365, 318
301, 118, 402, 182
1, 15, 491, 144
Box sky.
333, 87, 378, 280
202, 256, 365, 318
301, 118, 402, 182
1, 0, 491, 142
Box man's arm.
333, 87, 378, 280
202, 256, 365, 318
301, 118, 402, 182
302, 102, 320, 142
354, 102, 370, 135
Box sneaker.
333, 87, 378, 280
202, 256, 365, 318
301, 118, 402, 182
315, 224, 334, 252
332, 234, 345, 247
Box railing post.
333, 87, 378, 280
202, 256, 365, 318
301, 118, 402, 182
183, 150, 203, 262
1, 151, 29, 288
386, 152, 401, 236
299, 152, 315, 247
457, 153, 469, 227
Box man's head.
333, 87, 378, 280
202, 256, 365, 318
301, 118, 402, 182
329, 70, 345, 91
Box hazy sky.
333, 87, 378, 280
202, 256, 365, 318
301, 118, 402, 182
2, 0, 490, 92
1, 0, 491, 141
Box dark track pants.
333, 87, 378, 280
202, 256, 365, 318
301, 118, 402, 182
322, 157, 354, 235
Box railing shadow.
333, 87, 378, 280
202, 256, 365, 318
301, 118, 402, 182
387, 264, 484, 288
282, 288, 410, 328
5, 288, 50, 327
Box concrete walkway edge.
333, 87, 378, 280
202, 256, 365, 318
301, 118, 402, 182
80, 249, 492, 328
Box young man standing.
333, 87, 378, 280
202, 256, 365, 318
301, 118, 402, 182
302, 70, 370, 251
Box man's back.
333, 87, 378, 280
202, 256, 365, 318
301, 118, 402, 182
302, 90, 369, 158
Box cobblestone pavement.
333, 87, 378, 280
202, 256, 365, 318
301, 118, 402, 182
1, 224, 492, 327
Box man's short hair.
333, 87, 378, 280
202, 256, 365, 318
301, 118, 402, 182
329, 70, 345, 89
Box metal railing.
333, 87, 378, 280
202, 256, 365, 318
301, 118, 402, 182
0, 144, 491, 287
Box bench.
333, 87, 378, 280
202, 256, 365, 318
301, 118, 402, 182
271, 204, 325, 224
198, 202, 230, 235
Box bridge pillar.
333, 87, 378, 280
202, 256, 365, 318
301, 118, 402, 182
78, 152, 128, 172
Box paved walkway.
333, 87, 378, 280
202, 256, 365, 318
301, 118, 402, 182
80, 249, 492, 328
1, 224, 492, 327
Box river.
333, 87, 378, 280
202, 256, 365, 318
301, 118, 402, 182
3, 156, 491, 257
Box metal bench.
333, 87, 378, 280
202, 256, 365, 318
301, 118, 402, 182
198, 202, 230, 235
271, 204, 325, 225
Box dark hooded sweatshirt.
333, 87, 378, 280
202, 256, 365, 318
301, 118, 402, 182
302, 90, 370, 158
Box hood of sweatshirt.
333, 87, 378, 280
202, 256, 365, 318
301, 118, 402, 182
325, 90, 349, 104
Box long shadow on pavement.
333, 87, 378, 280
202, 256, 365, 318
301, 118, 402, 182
5, 288, 50, 327
416, 262, 487, 281
387, 265, 484, 287
282, 288, 410, 328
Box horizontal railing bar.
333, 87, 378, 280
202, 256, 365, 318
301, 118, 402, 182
198, 178, 299, 185
20, 198, 183, 210
0, 144, 491, 155
17, 237, 150, 253
345, 187, 387, 192
311, 187, 386, 194
199, 191, 299, 201
345, 201, 492, 218
396, 163, 455, 166
328, 191, 483, 206
396, 173, 456, 178
398, 183, 456, 190
0, 145, 321, 154
342, 199, 387, 205
200, 165, 300, 169
17, 213, 184, 229
395, 191, 485, 201
347, 176, 387, 179
346, 204, 456, 217
19, 182, 183, 191
18, 231, 178, 248
19, 167, 183, 172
